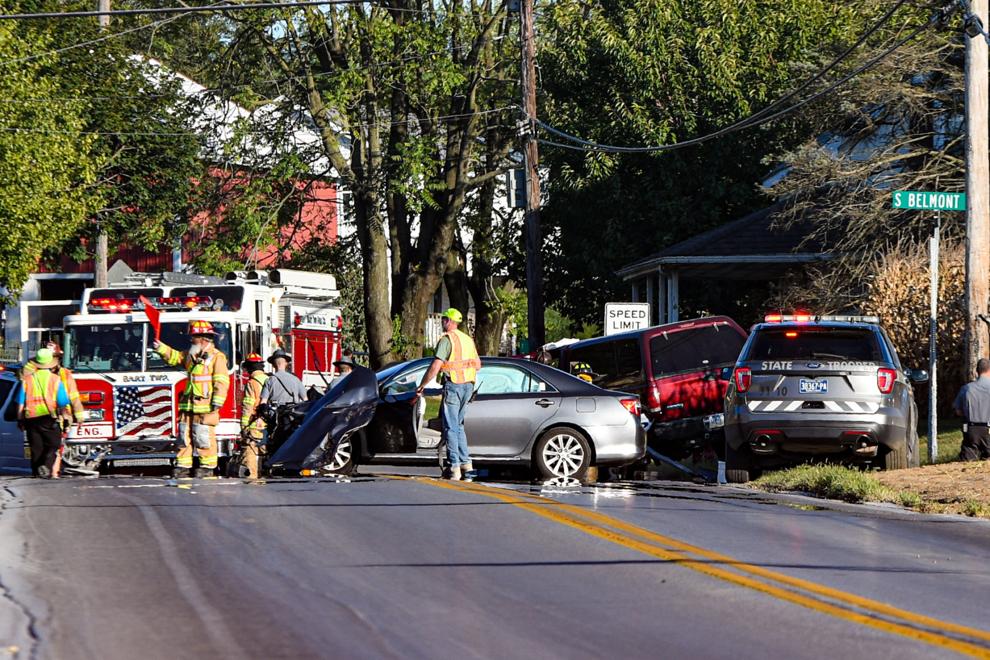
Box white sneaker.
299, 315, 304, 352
449, 466, 462, 481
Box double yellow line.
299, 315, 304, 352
412, 477, 990, 658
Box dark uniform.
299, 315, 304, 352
953, 374, 990, 461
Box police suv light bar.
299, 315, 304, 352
764, 313, 880, 324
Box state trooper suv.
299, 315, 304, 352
723, 315, 929, 483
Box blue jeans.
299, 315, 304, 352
441, 381, 474, 467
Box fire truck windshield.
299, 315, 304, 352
65, 324, 145, 372
146, 322, 233, 371
65, 322, 233, 372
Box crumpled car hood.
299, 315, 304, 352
266, 365, 379, 471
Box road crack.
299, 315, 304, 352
0, 485, 41, 660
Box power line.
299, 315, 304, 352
0, 0, 429, 21
0, 105, 516, 137
0, 14, 183, 67
536, 4, 949, 154
0, 29, 509, 92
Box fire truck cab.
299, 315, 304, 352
59, 269, 343, 473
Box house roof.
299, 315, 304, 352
616, 203, 834, 281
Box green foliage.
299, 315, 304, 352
575, 322, 602, 340
545, 308, 574, 344
287, 235, 368, 355
537, 0, 864, 324
0, 24, 100, 289
494, 285, 530, 341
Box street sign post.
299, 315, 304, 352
892, 190, 967, 463
604, 302, 650, 336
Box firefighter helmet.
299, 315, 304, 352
242, 353, 265, 370
572, 362, 595, 383
188, 320, 216, 338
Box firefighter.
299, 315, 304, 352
239, 353, 268, 479
17, 348, 73, 478
154, 320, 231, 478
415, 308, 481, 481
571, 362, 596, 384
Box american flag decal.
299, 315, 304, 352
115, 386, 173, 437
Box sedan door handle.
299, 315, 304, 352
535, 399, 555, 408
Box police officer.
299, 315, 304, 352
239, 353, 268, 479
330, 352, 356, 388
259, 349, 306, 406
953, 358, 990, 461
154, 320, 231, 478
17, 348, 73, 478
415, 308, 481, 481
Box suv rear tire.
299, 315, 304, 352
724, 441, 752, 483
882, 444, 909, 470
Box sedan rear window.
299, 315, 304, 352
747, 328, 882, 361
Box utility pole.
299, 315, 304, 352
520, 0, 545, 350
964, 0, 990, 380
93, 0, 110, 287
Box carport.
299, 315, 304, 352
616, 204, 834, 324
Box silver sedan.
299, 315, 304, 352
354, 357, 647, 479
271, 358, 647, 479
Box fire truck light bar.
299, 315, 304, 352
88, 296, 213, 312
764, 313, 880, 324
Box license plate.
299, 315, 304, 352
704, 413, 725, 430
112, 458, 171, 467
799, 379, 828, 394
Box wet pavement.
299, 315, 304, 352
1, 469, 989, 659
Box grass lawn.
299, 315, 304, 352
918, 418, 962, 464
750, 417, 990, 519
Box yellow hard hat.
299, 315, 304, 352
441, 308, 463, 323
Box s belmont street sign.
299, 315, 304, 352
891, 190, 966, 211
604, 302, 650, 336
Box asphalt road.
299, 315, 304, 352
1, 470, 990, 659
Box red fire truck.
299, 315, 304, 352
58, 269, 343, 472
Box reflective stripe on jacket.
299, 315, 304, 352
240, 371, 268, 431
156, 342, 231, 414
59, 367, 85, 423
22, 369, 63, 419
440, 329, 481, 384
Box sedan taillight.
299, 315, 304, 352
734, 367, 752, 393
877, 368, 896, 394
620, 398, 641, 416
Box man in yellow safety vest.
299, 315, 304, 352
17, 348, 73, 478
239, 353, 269, 479
154, 320, 230, 478
416, 308, 481, 481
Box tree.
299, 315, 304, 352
771, 5, 963, 263
46, 16, 202, 266
0, 23, 100, 290
207, 0, 520, 367
536, 0, 863, 324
